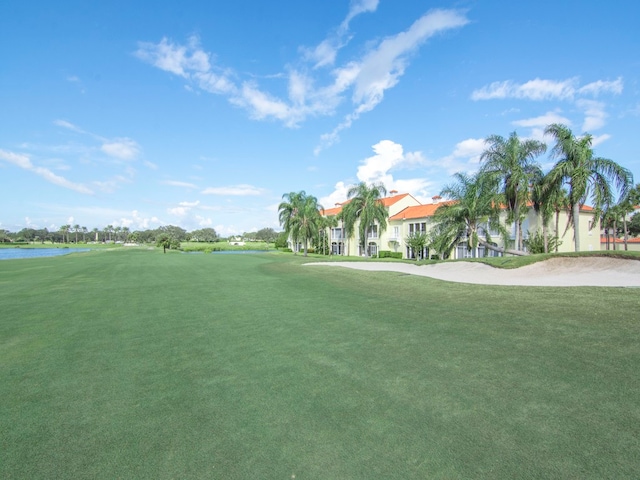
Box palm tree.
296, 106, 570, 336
278, 191, 324, 256
73, 224, 81, 243
480, 131, 546, 251
317, 215, 338, 255
405, 231, 429, 260
532, 171, 567, 253
106, 225, 114, 242
59, 224, 71, 243
545, 123, 633, 251
341, 182, 388, 257
432, 172, 520, 257
279, 191, 305, 254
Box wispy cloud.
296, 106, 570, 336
0, 148, 93, 194
101, 138, 140, 160
471, 76, 624, 102
162, 180, 199, 189
301, 0, 379, 69
471, 78, 579, 101
54, 119, 142, 160
576, 99, 608, 131
136, 8, 468, 149
512, 111, 572, 128
315, 9, 470, 153
472, 77, 624, 134
201, 184, 266, 196
167, 201, 206, 218
54, 119, 86, 133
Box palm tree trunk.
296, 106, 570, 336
555, 210, 560, 253
572, 203, 580, 252
623, 217, 629, 251
478, 238, 528, 256
613, 220, 617, 251
542, 222, 549, 254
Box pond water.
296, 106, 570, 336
0, 248, 90, 260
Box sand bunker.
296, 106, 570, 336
304, 257, 640, 287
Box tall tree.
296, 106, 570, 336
405, 231, 429, 260
73, 224, 81, 243
60, 224, 71, 243
278, 191, 306, 255
545, 123, 633, 251
480, 131, 546, 251
318, 215, 339, 255
341, 182, 388, 257
278, 191, 323, 256
432, 172, 520, 257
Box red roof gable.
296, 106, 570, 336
389, 201, 455, 221
321, 193, 413, 216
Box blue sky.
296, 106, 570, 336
1, 0, 639, 236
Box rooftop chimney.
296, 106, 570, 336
390, 189, 398, 196
432, 195, 442, 203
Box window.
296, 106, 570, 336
409, 222, 426, 234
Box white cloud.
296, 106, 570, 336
101, 138, 140, 160
179, 200, 200, 207
321, 140, 433, 206
512, 111, 572, 128
434, 138, 486, 175
231, 82, 296, 125
0, 149, 93, 194
315, 9, 469, 153
320, 181, 351, 209
451, 138, 485, 160
591, 134, 611, 147
473, 76, 624, 103
471, 78, 578, 101
53, 119, 85, 133
116, 210, 162, 230
196, 215, 213, 227
301, 0, 379, 69
162, 180, 198, 189
137, 8, 468, 149
168, 206, 190, 216
578, 77, 623, 96
134, 35, 211, 77
576, 99, 607, 131
201, 184, 265, 196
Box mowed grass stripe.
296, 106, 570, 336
1, 249, 639, 478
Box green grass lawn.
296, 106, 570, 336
1, 249, 639, 478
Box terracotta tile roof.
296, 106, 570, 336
389, 201, 455, 221
321, 193, 413, 216
380, 192, 411, 206
322, 206, 342, 216
600, 236, 640, 244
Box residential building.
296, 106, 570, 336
321, 192, 601, 259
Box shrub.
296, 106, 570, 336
524, 230, 562, 254
378, 250, 402, 259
